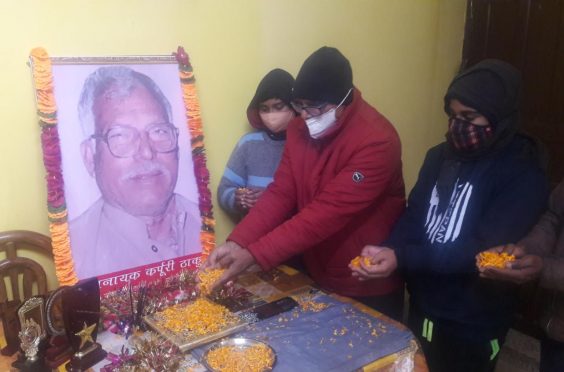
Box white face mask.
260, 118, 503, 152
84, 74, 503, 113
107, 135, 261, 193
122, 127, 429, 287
305, 88, 352, 139
260, 110, 294, 133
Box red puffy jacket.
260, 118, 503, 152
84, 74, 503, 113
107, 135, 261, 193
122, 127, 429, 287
228, 89, 405, 297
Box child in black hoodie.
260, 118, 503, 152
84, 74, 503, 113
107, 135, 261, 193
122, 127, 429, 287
350, 60, 549, 372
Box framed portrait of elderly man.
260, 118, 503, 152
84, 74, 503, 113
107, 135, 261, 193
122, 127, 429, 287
29, 48, 214, 292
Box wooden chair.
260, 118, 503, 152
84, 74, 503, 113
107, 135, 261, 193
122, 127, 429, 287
0, 230, 51, 355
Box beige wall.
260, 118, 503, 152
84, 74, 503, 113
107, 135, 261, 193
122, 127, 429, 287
0, 0, 466, 290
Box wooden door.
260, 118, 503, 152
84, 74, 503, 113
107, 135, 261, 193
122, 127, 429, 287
462, 0, 564, 185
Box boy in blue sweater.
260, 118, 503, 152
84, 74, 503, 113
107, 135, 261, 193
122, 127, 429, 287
350, 60, 548, 372
218, 69, 295, 220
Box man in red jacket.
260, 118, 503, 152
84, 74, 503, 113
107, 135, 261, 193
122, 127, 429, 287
206, 47, 406, 319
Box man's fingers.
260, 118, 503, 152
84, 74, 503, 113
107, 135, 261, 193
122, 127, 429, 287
481, 266, 532, 284
350, 262, 384, 280
244, 192, 263, 206
482, 267, 504, 276
370, 263, 391, 277
511, 246, 528, 259
210, 270, 235, 292
480, 267, 513, 281
206, 246, 235, 269
498, 244, 514, 255
509, 255, 542, 271
501, 244, 526, 257
362, 262, 390, 278
205, 251, 219, 268
497, 244, 510, 254
361, 245, 385, 257
506, 244, 519, 255
202, 257, 213, 269
371, 249, 392, 262
488, 244, 515, 254
350, 264, 370, 278
217, 252, 234, 269
359, 257, 372, 271
509, 258, 532, 270
360, 246, 371, 256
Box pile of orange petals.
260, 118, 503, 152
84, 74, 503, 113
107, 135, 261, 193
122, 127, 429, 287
157, 298, 237, 336
206, 343, 274, 372
198, 268, 225, 295
350, 256, 371, 268
477, 251, 516, 268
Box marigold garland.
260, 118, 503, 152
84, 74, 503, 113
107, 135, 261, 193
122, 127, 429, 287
175, 46, 216, 259
29, 47, 78, 286
29, 46, 215, 285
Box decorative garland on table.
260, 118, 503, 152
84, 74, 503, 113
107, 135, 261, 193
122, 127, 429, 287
101, 332, 186, 372
28, 46, 215, 286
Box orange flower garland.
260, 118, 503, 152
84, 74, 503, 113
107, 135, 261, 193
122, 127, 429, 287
175, 46, 216, 259
29, 47, 78, 285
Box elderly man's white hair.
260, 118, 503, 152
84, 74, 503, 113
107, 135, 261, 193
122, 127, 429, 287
78, 66, 173, 138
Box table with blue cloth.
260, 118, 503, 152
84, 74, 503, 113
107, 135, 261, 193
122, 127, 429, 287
81, 265, 427, 371
193, 292, 416, 371
192, 266, 426, 372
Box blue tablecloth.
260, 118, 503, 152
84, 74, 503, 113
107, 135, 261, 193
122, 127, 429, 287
193, 295, 413, 372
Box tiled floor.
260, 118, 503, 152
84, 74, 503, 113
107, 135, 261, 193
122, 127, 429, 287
496, 329, 540, 372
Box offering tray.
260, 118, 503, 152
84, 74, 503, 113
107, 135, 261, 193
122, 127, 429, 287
143, 299, 249, 352
201, 337, 276, 372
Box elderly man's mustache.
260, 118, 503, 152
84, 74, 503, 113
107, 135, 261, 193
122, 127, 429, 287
121, 162, 171, 181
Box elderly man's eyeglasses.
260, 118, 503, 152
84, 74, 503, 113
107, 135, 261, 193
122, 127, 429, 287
92, 123, 179, 158
290, 101, 330, 117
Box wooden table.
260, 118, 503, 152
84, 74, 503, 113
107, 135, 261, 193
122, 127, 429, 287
1, 266, 428, 371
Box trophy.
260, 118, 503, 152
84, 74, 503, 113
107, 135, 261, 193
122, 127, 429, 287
62, 278, 107, 371
44, 286, 74, 369
18, 319, 41, 360
12, 296, 50, 371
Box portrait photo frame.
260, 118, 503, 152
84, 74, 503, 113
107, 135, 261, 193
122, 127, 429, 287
17, 296, 47, 341
29, 47, 215, 293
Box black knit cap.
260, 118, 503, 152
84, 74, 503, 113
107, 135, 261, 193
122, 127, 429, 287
292, 46, 353, 105
444, 59, 521, 128
443, 59, 523, 158
247, 69, 294, 130
248, 68, 294, 110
